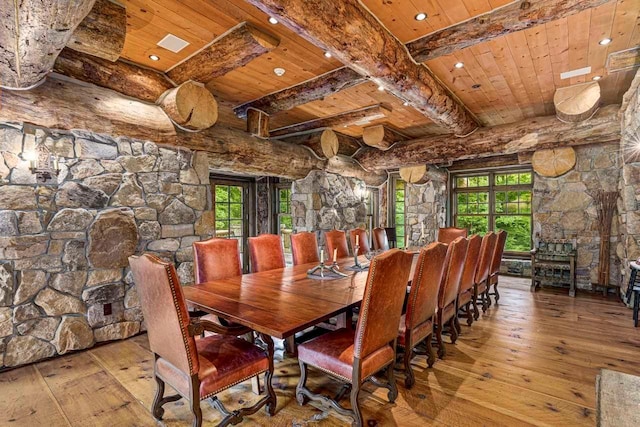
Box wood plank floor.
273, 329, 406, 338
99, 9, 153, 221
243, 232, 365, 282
1, 277, 639, 426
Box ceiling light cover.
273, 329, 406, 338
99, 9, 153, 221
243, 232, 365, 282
274, 67, 286, 76
593, 75, 602, 81
149, 55, 159, 61
269, 17, 278, 24
324, 51, 332, 58
415, 13, 427, 21
454, 62, 464, 69
560, 66, 591, 79
157, 34, 190, 53
377, 85, 385, 91
599, 38, 612, 46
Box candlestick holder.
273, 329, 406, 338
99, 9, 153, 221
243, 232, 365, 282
307, 261, 348, 278
351, 245, 364, 270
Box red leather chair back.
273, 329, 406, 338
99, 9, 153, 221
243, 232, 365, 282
475, 232, 497, 285
290, 232, 320, 266
354, 249, 414, 359
406, 242, 448, 331
349, 228, 371, 256
372, 227, 389, 251
129, 254, 199, 376
248, 234, 286, 273
324, 229, 350, 260
459, 235, 482, 295
193, 238, 242, 283
490, 230, 508, 276
437, 227, 468, 244
438, 237, 469, 310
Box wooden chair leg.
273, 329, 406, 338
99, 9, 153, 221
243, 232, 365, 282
493, 280, 501, 303
296, 360, 309, 405
435, 323, 445, 359
465, 302, 473, 326
633, 291, 639, 328
386, 363, 398, 403
152, 374, 166, 420
350, 383, 363, 427
449, 316, 459, 344
190, 390, 202, 427
472, 290, 480, 320
403, 347, 415, 389
426, 333, 436, 367
454, 314, 461, 335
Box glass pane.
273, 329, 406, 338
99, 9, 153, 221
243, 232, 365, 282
477, 176, 489, 186
395, 213, 404, 225
457, 193, 468, 205
458, 204, 468, 214
456, 216, 488, 235
395, 203, 404, 213
495, 192, 505, 203
478, 203, 489, 214
506, 203, 518, 214
495, 216, 531, 251
506, 174, 518, 185
495, 202, 505, 213
456, 177, 466, 188
467, 204, 478, 214
229, 203, 243, 220
468, 176, 479, 187
229, 220, 243, 237
215, 203, 229, 219
279, 215, 292, 229
507, 191, 519, 202
229, 186, 242, 203
519, 172, 532, 184
215, 185, 229, 202
477, 193, 488, 203
495, 174, 506, 186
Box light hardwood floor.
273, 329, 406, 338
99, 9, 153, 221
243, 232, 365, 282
1, 277, 639, 426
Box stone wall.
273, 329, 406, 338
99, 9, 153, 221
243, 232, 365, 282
618, 71, 640, 300
404, 170, 448, 247
532, 142, 621, 290
0, 123, 213, 369
291, 171, 367, 246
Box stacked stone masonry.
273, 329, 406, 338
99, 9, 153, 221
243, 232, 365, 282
0, 123, 213, 369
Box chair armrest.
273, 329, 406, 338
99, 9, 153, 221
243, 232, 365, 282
188, 319, 252, 337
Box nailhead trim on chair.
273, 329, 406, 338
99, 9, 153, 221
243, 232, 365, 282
200, 368, 268, 399
406, 252, 428, 329
354, 258, 378, 358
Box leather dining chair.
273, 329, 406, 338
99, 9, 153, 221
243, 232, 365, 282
129, 254, 276, 427
295, 249, 414, 427
457, 235, 482, 327
290, 232, 320, 266
349, 228, 371, 256
473, 232, 498, 319
434, 236, 468, 358
488, 230, 508, 304
437, 227, 468, 244
324, 229, 350, 260
398, 242, 448, 388
248, 234, 286, 273
193, 238, 242, 283
372, 227, 390, 251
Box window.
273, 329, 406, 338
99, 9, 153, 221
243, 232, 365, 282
276, 186, 293, 254
453, 169, 533, 253
212, 179, 251, 270
393, 178, 406, 249
364, 187, 379, 247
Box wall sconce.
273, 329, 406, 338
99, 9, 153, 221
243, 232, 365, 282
25, 129, 60, 184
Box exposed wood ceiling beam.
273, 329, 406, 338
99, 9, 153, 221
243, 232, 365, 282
67, 0, 126, 62
407, 0, 612, 63
233, 67, 366, 118
362, 124, 408, 151
0, 0, 96, 89
281, 130, 362, 158
356, 104, 621, 171
54, 48, 174, 103
0, 75, 386, 186
167, 22, 280, 85
245, 0, 479, 136
269, 104, 391, 138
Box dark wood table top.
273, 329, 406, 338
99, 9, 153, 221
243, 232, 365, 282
183, 257, 370, 339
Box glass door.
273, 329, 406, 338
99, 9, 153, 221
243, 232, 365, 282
212, 180, 251, 271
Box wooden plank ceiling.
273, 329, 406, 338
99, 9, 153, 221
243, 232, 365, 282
120, 0, 639, 137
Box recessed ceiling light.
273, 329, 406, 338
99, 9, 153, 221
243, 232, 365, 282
454, 62, 464, 69
324, 51, 332, 58
599, 38, 612, 46
268, 17, 278, 25
593, 75, 602, 81
273, 67, 286, 76
472, 84, 481, 89
149, 55, 160, 61
403, 101, 409, 106
377, 85, 385, 91
415, 12, 427, 21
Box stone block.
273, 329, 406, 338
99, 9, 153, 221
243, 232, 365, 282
0, 186, 37, 210
86, 269, 122, 287
100, 159, 124, 173
159, 149, 180, 172
0, 211, 18, 236
159, 199, 195, 225
75, 138, 117, 159
137, 172, 159, 193
47, 208, 93, 231
55, 182, 108, 209
147, 194, 170, 211
192, 151, 209, 184
53, 316, 94, 354
117, 155, 156, 173
160, 182, 182, 195
161, 224, 193, 238
82, 173, 122, 196
16, 211, 42, 234
50, 231, 86, 240
50, 271, 87, 297
111, 173, 145, 207
0, 263, 14, 306
148, 239, 180, 252
134, 207, 157, 221
87, 301, 125, 328
94, 321, 140, 342
70, 159, 104, 180
62, 240, 88, 271
9, 167, 37, 185
0, 307, 12, 338
115, 138, 132, 156
4, 335, 55, 367
143, 141, 159, 156
35, 288, 85, 316
0, 127, 23, 153
177, 262, 194, 285
179, 168, 200, 184
12, 303, 41, 323
138, 221, 161, 240
13, 270, 47, 306
194, 211, 215, 235
13, 255, 62, 271
88, 208, 138, 268
124, 287, 139, 309
17, 317, 60, 341
82, 283, 125, 305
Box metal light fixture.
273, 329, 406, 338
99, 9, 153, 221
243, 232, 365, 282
26, 129, 59, 183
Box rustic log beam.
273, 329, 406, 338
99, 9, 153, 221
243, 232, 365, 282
400, 165, 430, 185
270, 104, 391, 138
167, 22, 280, 84
67, 0, 126, 61
407, 0, 612, 63
247, 109, 270, 138
234, 67, 366, 119
362, 124, 407, 151
326, 156, 388, 187
554, 81, 601, 123
158, 81, 218, 131
0, 0, 96, 89
53, 48, 175, 102
356, 105, 621, 171
282, 129, 362, 158
0, 74, 385, 186
245, 0, 478, 136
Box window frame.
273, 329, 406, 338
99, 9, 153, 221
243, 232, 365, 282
450, 166, 533, 258
388, 174, 406, 249
364, 187, 380, 248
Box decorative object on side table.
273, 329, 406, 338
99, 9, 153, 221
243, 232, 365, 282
531, 238, 577, 297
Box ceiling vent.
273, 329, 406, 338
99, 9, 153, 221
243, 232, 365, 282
560, 66, 591, 80
157, 34, 190, 53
